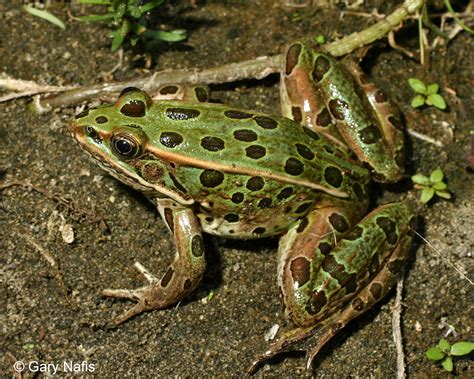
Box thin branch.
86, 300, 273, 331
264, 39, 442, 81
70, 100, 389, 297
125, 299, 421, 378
392, 276, 406, 379
22, 0, 424, 111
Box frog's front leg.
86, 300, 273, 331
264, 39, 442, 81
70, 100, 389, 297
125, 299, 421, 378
102, 200, 206, 325
248, 202, 414, 373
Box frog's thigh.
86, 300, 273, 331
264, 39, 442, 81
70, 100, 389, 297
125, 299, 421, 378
278, 204, 363, 327
279, 202, 414, 328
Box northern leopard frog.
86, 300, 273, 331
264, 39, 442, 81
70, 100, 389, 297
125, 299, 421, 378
70, 40, 415, 372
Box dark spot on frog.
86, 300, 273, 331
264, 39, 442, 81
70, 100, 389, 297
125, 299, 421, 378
166, 107, 200, 120
328, 99, 348, 120
258, 198, 272, 208
231, 192, 244, 204
369, 282, 383, 300
224, 110, 253, 119
233, 129, 257, 142
95, 116, 108, 124
374, 90, 388, 103
316, 108, 332, 127
284, 205, 292, 213
329, 213, 349, 233
312, 55, 331, 82
295, 202, 312, 214
191, 235, 204, 257
284, 157, 304, 176
169, 173, 188, 194
245, 145, 266, 159
292, 106, 302, 123
285, 43, 302, 75
160, 131, 183, 148
302, 126, 320, 140
296, 217, 309, 233
321, 254, 346, 283
246, 176, 264, 191
205, 216, 214, 223
201, 136, 225, 152
290, 257, 310, 286
141, 162, 164, 183
75, 109, 89, 119
164, 208, 174, 232
296, 143, 315, 160
324, 166, 343, 187
359, 124, 382, 144
351, 297, 365, 311
318, 242, 331, 256
358, 73, 370, 85
253, 227, 266, 235
183, 279, 192, 291
224, 213, 239, 223
254, 116, 278, 129
159, 85, 178, 95
306, 291, 327, 315
376, 216, 396, 241
200, 169, 224, 188
341, 273, 357, 294
277, 187, 294, 200
121, 100, 146, 117
195, 87, 209, 102
368, 254, 380, 276
161, 267, 174, 287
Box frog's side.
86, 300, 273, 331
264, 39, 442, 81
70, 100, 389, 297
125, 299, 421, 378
70, 40, 415, 372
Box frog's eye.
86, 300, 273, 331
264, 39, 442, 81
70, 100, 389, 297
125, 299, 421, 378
111, 133, 141, 159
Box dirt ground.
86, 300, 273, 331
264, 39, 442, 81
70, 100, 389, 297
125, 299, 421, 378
1, 0, 472, 377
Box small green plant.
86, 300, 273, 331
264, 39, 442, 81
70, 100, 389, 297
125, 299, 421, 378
408, 78, 447, 110
426, 338, 474, 372
23, 4, 66, 30
412, 168, 451, 203
79, 0, 186, 52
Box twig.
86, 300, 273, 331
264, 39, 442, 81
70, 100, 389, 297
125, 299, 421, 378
23, 0, 424, 111
392, 276, 406, 379
406, 128, 444, 147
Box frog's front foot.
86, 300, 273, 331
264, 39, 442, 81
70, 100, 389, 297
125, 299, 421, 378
103, 259, 204, 325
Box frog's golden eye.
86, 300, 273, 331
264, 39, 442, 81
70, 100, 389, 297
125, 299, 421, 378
111, 133, 141, 159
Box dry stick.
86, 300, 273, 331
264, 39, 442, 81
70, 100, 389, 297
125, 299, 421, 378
392, 276, 406, 379
36, 0, 424, 111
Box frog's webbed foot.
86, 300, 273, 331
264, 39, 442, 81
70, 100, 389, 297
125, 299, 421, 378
246, 318, 342, 375
102, 262, 164, 325
103, 205, 206, 326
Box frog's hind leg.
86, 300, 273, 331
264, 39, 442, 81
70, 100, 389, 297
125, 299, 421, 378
247, 202, 414, 374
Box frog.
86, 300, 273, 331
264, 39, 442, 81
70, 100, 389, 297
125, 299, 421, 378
70, 40, 415, 372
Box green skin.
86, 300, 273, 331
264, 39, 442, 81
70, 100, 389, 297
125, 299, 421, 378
70, 41, 415, 372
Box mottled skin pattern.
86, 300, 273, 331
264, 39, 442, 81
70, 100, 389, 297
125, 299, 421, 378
70, 41, 415, 373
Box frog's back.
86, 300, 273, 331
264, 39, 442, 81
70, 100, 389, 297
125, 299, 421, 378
141, 100, 368, 198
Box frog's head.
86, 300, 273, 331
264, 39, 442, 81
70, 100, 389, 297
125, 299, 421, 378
70, 88, 192, 204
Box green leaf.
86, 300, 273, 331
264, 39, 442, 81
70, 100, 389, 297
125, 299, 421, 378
315, 34, 326, 44
22, 343, 34, 350
426, 83, 439, 95
411, 94, 426, 108
438, 338, 451, 352
432, 181, 447, 190
427, 93, 447, 110
436, 190, 452, 199
78, 0, 112, 4
140, 0, 165, 13
111, 29, 125, 51
441, 356, 453, 372
412, 174, 430, 186
430, 168, 444, 183
79, 14, 115, 22
409, 78, 427, 94
451, 341, 474, 356
420, 187, 435, 203
23, 5, 66, 30
151, 29, 187, 42
426, 346, 445, 361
